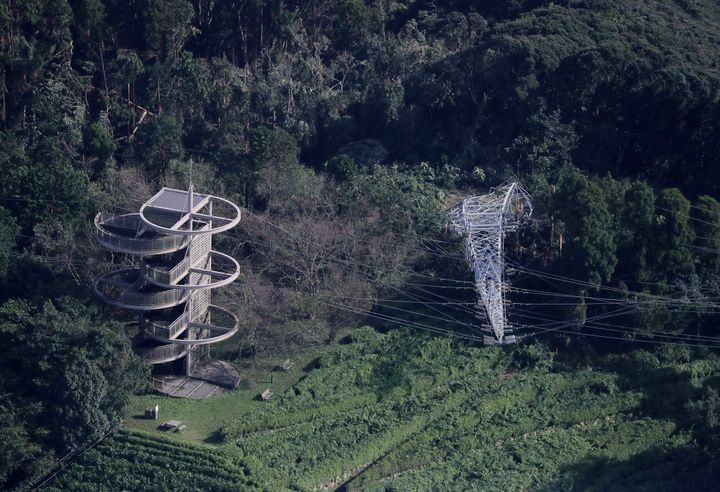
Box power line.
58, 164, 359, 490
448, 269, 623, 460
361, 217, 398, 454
656, 204, 720, 230
313, 298, 483, 342
514, 304, 720, 344
27, 421, 123, 491
234, 202, 720, 349
15, 179, 708, 349
239, 209, 479, 328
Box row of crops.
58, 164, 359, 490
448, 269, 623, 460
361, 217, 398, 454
43, 430, 258, 491
46, 328, 720, 490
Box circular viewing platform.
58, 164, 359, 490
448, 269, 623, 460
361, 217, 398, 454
135, 340, 189, 364
139, 187, 241, 236
141, 305, 239, 346
93, 268, 191, 311
94, 213, 189, 256
94, 185, 242, 385
140, 251, 241, 290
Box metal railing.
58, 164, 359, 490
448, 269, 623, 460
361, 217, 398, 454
141, 250, 239, 290
150, 377, 165, 391
94, 213, 189, 255
140, 255, 191, 285
121, 288, 189, 309
135, 343, 189, 363
142, 312, 189, 340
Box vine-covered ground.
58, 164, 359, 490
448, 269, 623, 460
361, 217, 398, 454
46, 327, 720, 490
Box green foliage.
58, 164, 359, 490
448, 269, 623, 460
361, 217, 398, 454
0, 131, 91, 234
82, 121, 116, 176
326, 154, 358, 182
137, 0, 193, 60
616, 181, 656, 282
330, 0, 372, 52
0, 406, 38, 487
692, 195, 720, 277
506, 110, 578, 174
653, 188, 696, 280
2, 0, 720, 488
341, 165, 445, 235
45, 430, 259, 491
129, 113, 185, 179
0, 207, 18, 277
47, 329, 720, 490
0, 298, 149, 489
511, 342, 556, 372
54, 355, 111, 451
68, 0, 106, 48
686, 386, 720, 447
554, 169, 617, 286
115, 49, 144, 83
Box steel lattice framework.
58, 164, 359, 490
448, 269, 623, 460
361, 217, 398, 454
449, 183, 532, 345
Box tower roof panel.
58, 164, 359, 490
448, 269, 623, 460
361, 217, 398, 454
145, 187, 208, 212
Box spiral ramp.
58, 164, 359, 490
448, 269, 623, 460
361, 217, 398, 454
93, 186, 242, 394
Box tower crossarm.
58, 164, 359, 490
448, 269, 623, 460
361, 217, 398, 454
448, 183, 532, 344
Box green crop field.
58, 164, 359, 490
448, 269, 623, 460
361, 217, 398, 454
45, 327, 720, 491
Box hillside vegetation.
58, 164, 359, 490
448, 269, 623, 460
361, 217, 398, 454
47, 327, 720, 490
2, 0, 720, 489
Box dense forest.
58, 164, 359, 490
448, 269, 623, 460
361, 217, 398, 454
2, 0, 720, 489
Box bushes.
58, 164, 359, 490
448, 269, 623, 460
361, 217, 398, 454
46, 430, 260, 492
511, 342, 556, 371
46, 326, 720, 491
0, 298, 148, 490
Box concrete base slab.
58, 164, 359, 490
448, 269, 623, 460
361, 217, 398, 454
151, 360, 239, 398
153, 375, 225, 399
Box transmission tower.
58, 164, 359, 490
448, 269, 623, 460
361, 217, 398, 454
93, 185, 242, 391
448, 183, 533, 345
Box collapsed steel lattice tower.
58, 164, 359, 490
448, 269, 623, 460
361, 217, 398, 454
93, 186, 241, 377
449, 183, 532, 345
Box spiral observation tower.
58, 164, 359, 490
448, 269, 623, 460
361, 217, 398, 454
93, 186, 242, 390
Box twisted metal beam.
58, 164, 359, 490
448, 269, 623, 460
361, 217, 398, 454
449, 183, 532, 345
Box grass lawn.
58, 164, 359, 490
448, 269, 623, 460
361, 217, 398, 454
124, 332, 350, 444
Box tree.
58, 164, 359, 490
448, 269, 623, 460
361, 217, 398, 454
0, 298, 148, 490
506, 110, 577, 175
331, 0, 372, 53
553, 170, 617, 287
686, 386, 720, 448
1, 137, 91, 234
341, 164, 444, 236
219, 125, 271, 207
0, 207, 18, 278
129, 113, 184, 180
692, 195, 720, 278
53, 355, 110, 451
0, 405, 40, 487
82, 121, 116, 177
652, 188, 695, 281
68, 0, 106, 56
616, 181, 655, 282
